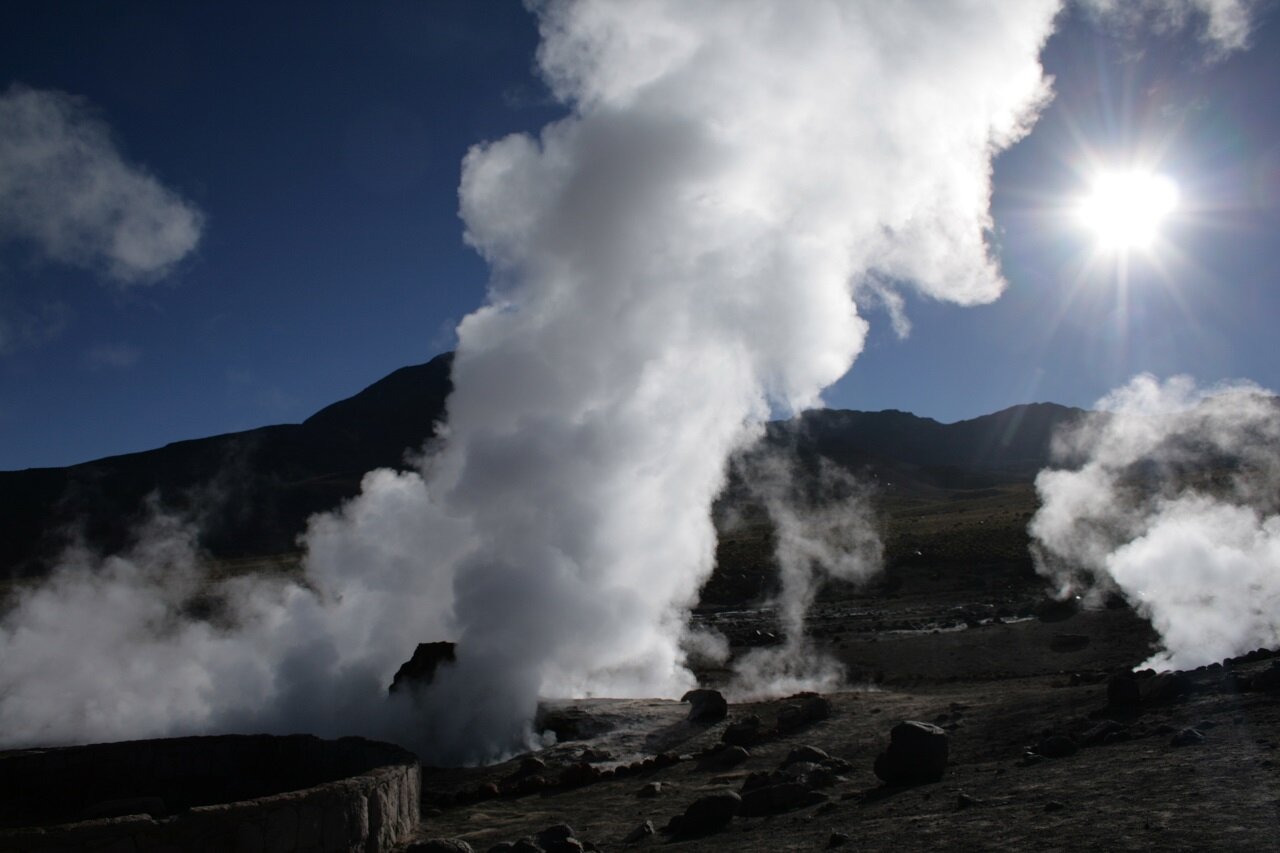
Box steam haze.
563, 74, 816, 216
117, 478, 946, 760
1031, 374, 1280, 671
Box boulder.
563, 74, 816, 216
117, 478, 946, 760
636, 781, 664, 798
389, 641, 456, 694
700, 744, 750, 770
777, 695, 832, 732
1251, 662, 1280, 691
681, 688, 729, 723
1141, 671, 1191, 704
873, 721, 949, 786
623, 820, 655, 844
722, 715, 763, 747
675, 791, 741, 836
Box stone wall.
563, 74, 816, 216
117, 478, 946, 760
0, 734, 420, 852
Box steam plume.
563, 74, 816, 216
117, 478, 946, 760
1030, 374, 1280, 670
727, 445, 882, 698
2, 1, 1063, 762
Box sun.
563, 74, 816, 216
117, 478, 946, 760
1076, 169, 1179, 253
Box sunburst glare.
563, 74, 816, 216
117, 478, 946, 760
1076, 169, 1179, 252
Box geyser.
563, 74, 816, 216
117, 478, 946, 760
1030, 374, 1280, 671
1, 0, 1065, 764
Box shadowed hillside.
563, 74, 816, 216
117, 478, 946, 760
0, 353, 1083, 597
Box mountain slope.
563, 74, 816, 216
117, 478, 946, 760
0, 352, 1082, 579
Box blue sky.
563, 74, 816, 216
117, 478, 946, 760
1, 1, 1277, 470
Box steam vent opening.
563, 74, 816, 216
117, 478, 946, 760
0, 734, 420, 852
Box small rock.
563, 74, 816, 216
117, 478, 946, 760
1044, 800, 1066, 813
623, 820, 655, 844
1081, 720, 1127, 747
682, 688, 729, 723
676, 791, 741, 836
535, 824, 576, 848
739, 781, 827, 816
783, 745, 831, 767
1034, 735, 1079, 758
510, 841, 541, 853
956, 791, 983, 809
1170, 728, 1206, 747
636, 781, 664, 798
406, 840, 473, 853
485, 844, 515, 853
828, 831, 851, 848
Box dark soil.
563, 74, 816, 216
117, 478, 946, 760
410, 559, 1280, 852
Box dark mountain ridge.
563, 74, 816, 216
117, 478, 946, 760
0, 352, 1083, 578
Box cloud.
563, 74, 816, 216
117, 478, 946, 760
1079, 0, 1261, 54
1030, 374, 1280, 670
0, 84, 204, 283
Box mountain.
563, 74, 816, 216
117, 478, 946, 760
0, 352, 1083, 579
0, 353, 453, 577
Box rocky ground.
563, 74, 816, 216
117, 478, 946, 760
407, 561, 1280, 852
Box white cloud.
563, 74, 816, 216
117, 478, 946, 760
1080, 0, 1260, 54
0, 85, 204, 283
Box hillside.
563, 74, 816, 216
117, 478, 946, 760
0, 353, 1082, 592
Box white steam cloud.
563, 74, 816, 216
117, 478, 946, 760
3, 0, 1063, 763
728, 445, 882, 698
1031, 374, 1280, 671
0, 85, 204, 283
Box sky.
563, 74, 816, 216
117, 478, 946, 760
1, 1, 1277, 471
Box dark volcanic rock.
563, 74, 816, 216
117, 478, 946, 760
1251, 663, 1280, 691
722, 715, 763, 747
623, 820, 655, 844
739, 781, 826, 816
1034, 735, 1079, 758
1171, 728, 1206, 747
407, 840, 474, 853
873, 721, 949, 786
682, 688, 729, 723
700, 744, 750, 770
1141, 671, 1191, 704
1107, 674, 1141, 709
389, 642, 456, 694
675, 791, 741, 836
783, 745, 831, 767
778, 694, 833, 732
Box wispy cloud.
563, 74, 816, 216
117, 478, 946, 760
1080, 0, 1261, 55
0, 84, 204, 283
